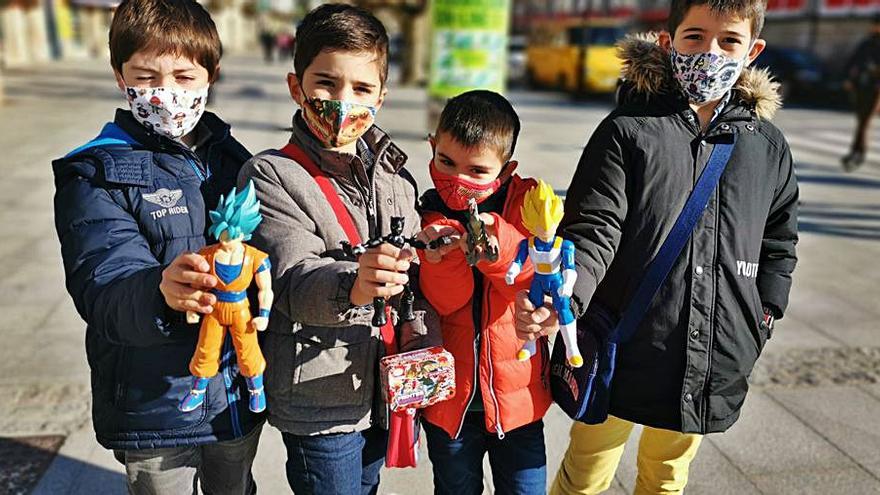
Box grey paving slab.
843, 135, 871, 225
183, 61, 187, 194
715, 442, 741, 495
750, 467, 880, 495
767, 386, 880, 480
709, 391, 858, 476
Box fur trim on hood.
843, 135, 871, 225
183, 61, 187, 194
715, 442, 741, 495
617, 32, 782, 120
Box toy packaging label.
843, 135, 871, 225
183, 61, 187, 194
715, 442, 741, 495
380, 346, 456, 412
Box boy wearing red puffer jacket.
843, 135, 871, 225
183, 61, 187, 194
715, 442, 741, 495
414, 90, 551, 495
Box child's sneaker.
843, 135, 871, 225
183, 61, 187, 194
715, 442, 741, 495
246, 374, 266, 413
179, 377, 210, 412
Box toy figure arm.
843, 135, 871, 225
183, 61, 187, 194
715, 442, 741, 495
54, 170, 180, 347
253, 268, 274, 331
238, 157, 370, 328
560, 118, 629, 318
249, 248, 273, 331
560, 239, 577, 297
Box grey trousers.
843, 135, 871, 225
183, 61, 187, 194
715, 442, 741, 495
114, 424, 262, 495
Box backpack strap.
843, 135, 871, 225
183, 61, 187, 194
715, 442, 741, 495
280, 143, 363, 245
615, 134, 738, 344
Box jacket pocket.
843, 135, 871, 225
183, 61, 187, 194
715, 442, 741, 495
291, 326, 377, 409
747, 283, 769, 354
115, 344, 208, 432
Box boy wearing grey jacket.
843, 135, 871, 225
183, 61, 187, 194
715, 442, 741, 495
237, 4, 437, 494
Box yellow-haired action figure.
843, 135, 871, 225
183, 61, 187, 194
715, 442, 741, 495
505, 180, 583, 367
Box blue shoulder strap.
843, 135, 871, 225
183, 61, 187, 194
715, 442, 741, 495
614, 133, 737, 344
64, 122, 140, 158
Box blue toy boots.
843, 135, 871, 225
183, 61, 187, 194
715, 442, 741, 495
246, 374, 266, 413
179, 374, 266, 413
179, 376, 210, 412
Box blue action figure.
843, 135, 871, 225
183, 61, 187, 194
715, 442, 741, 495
506, 180, 583, 368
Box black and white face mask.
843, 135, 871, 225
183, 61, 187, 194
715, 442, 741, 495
670, 47, 749, 104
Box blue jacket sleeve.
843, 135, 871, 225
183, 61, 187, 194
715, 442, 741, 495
54, 169, 179, 347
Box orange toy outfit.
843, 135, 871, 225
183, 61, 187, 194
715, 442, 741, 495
189, 243, 268, 379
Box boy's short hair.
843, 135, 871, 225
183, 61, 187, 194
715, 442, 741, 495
110, 0, 222, 81
294, 4, 389, 84
437, 90, 521, 163
667, 0, 767, 40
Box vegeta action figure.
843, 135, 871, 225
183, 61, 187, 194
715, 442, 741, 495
180, 181, 274, 413
506, 180, 583, 368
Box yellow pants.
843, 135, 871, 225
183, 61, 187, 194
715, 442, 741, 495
551, 416, 703, 495
189, 301, 266, 379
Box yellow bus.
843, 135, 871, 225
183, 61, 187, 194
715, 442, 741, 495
526, 19, 627, 95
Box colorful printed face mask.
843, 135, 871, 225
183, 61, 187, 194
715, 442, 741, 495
301, 95, 377, 148
670, 47, 749, 104
429, 159, 517, 211
125, 86, 208, 140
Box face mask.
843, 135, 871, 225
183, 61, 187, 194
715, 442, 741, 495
429, 159, 516, 211
670, 47, 749, 104
125, 85, 208, 140
301, 94, 377, 148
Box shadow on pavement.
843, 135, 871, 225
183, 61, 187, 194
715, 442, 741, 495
0, 435, 124, 495
799, 201, 880, 241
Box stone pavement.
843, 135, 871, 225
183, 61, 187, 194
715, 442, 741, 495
0, 54, 878, 494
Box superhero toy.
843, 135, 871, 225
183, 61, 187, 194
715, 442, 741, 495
179, 180, 274, 413
506, 180, 583, 368
342, 216, 453, 328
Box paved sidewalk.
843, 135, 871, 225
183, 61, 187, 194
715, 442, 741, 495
1, 54, 878, 494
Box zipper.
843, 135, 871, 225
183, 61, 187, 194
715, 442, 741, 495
454, 269, 483, 439
221, 335, 243, 438
482, 289, 505, 440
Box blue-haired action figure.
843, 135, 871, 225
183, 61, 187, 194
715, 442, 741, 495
506, 180, 583, 368
179, 180, 275, 413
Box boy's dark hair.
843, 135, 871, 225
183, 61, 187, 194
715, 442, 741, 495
667, 0, 767, 40
109, 0, 222, 81
295, 4, 389, 84
437, 90, 521, 163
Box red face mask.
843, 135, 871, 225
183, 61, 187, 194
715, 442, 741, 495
429, 160, 517, 211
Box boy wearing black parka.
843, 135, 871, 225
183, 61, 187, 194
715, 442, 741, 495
547, 1, 799, 493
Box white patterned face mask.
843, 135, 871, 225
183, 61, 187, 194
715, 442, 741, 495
124, 86, 209, 140
670, 48, 748, 104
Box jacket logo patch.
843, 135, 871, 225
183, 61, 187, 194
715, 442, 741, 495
736, 260, 759, 278
143, 188, 183, 208
143, 188, 189, 220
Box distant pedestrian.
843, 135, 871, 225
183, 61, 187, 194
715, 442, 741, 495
841, 14, 880, 172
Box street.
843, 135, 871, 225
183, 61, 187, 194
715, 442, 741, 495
0, 54, 878, 494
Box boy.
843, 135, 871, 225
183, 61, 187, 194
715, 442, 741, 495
517, 0, 799, 493
414, 90, 552, 494
236, 4, 437, 494
52, 1, 260, 493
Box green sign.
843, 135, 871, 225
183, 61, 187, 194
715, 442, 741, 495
429, 0, 511, 99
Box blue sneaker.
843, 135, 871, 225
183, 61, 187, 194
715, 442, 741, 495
246, 374, 266, 413
179, 377, 210, 412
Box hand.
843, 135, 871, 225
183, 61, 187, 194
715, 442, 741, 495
161, 253, 217, 315
350, 243, 412, 306
505, 264, 521, 286
459, 213, 499, 259
514, 289, 559, 342
558, 284, 573, 298
251, 316, 268, 332
415, 224, 461, 264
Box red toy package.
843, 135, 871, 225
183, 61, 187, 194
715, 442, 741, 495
379, 346, 456, 412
